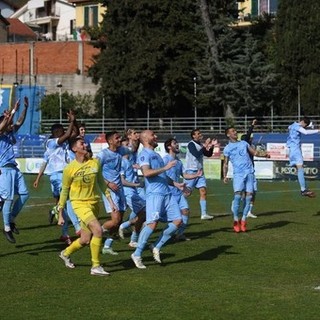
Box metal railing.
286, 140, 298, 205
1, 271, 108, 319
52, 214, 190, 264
40, 115, 320, 135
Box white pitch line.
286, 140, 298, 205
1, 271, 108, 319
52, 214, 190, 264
206, 187, 320, 197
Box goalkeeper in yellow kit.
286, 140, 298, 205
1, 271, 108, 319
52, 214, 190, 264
57, 136, 115, 276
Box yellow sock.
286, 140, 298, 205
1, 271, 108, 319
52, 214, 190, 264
64, 238, 83, 256
90, 236, 102, 268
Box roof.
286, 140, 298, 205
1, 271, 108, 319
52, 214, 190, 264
6, 18, 36, 38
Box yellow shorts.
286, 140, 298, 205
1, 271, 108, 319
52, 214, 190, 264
72, 201, 100, 233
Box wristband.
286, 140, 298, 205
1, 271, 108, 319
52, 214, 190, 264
11, 109, 16, 115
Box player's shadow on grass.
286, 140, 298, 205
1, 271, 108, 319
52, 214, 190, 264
108, 245, 236, 272
184, 227, 230, 239
155, 245, 236, 268
0, 240, 68, 258
254, 210, 295, 217
253, 220, 293, 231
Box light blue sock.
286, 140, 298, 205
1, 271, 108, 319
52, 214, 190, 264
134, 225, 153, 257
2, 200, 13, 228
155, 223, 178, 250
128, 211, 137, 220
232, 194, 242, 221
297, 167, 306, 191
242, 195, 253, 221
104, 238, 113, 248
120, 220, 132, 230
200, 199, 206, 216
10, 194, 29, 219
66, 201, 81, 233
177, 214, 189, 236
130, 230, 138, 243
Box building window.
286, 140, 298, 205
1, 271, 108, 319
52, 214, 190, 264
84, 5, 98, 27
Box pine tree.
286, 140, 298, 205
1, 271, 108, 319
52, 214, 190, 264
274, 0, 320, 115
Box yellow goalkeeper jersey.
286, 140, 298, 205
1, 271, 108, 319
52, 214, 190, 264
59, 158, 109, 208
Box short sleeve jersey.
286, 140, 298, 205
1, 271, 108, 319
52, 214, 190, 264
223, 140, 254, 174
45, 138, 69, 173
96, 148, 123, 186
163, 153, 184, 197
0, 132, 17, 167
138, 147, 170, 196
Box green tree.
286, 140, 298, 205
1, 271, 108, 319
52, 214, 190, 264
88, 0, 278, 119
198, 4, 277, 118
89, 0, 207, 118
274, 0, 320, 115
40, 92, 96, 120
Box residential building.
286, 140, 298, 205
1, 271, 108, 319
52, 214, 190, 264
69, 1, 105, 29
238, 0, 278, 20
10, 0, 75, 41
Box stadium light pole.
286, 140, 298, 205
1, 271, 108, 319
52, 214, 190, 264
297, 81, 301, 121
57, 82, 62, 123
193, 76, 197, 128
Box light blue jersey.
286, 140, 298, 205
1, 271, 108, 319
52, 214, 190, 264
45, 138, 69, 174
0, 132, 18, 167
224, 140, 254, 193
286, 122, 319, 166
138, 147, 170, 196
97, 146, 128, 212
162, 153, 184, 197
286, 122, 303, 148
223, 140, 254, 175
96, 147, 127, 186
121, 157, 145, 214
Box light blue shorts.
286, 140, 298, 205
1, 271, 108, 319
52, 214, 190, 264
110, 187, 127, 212
184, 170, 207, 190
124, 187, 146, 214
49, 172, 63, 198
173, 193, 189, 211
288, 146, 303, 166
145, 193, 182, 224
233, 172, 254, 194
0, 166, 29, 200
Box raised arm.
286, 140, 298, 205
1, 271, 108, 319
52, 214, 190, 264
57, 110, 76, 145
12, 97, 28, 132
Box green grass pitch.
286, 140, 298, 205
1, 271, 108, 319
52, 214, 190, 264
1, 175, 320, 320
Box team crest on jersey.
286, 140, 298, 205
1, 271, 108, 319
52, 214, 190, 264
140, 156, 145, 161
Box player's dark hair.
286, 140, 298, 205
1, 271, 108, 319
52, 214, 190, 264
105, 130, 118, 141
69, 136, 83, 151
164, 137, 177, 153
51, 123, 63, 133
191, 128, 200, 139
302, 117, 310, 126
225, 127, 234, 136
